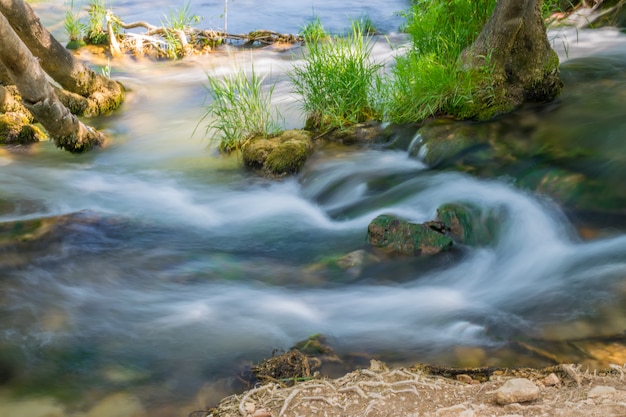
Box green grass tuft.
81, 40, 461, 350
380, 0, 498, 123
85, 0, 108, 45
300, 15, 329, 43
64, 0, 86, 47
290, 21, 382, 131
200, 65, 283, 153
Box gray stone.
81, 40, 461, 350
588, 385, 617, 399
543, 372, 561, 387
495, 378, 540, 405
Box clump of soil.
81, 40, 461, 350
251, 350, 316, 387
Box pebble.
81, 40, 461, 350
0, 395, 65, 417
587, 385, 617, 398
86, 392, 147, 417
543, 373, 561, 387
456, 374, 473, 384
494, 378, 540, 405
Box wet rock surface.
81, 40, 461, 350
367, 214, 453, 256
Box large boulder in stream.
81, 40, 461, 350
367, 214, 453, 256
243, 129, 314, 177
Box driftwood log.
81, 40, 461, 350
106, 13, 302, 59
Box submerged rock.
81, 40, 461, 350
367, 214, 453, 256
243, 129, 314, 177
321, 121, 393, 146
86, 392, 147, 417
411, 120, 489, 167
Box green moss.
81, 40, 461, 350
436, 203, 496, 246
367, 214, 453, 256
0, 113, 46, 144
264, 141, 312, 175
65, 39, 86, 49
242, 129, 314, 177
242, 138, 275, 168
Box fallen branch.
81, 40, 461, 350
105, 15, 303, 59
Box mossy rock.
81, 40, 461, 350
0, 112, 46, 145
518, 168, 626, 213
322, 121, 393, 145
243, 129, 314, 177
307, 249, 381, 282
241, 137, 275, 168
367, 214, 453, 256
412, 120, 493, 167
65, 39, 86, 50
436, 203, 498, 246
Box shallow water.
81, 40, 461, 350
2, 3, 626, 416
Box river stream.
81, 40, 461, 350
2, 2, 626, 416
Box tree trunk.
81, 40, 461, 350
0, 13, 104, 152
0, 0, 124, 115
461, 0, 562, 115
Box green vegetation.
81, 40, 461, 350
300, 15, 329, 42
355, 13, 379, 35
85, 0, 108, 44
161, 2, 202, 59
200, 66, 283, 153
162, 1, 202, 30
64, 0, 86, 49
542, 0, 577, 19
290, 21, 382, 131
381, 0, 498, 123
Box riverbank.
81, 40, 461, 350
205, 361, 626, 417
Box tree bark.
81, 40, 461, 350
0, 13, 104, 152
461, 0, 562, 115
0, 0, 124, 115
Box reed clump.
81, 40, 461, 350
289, 21, 382, 131
200, 66, 282, 153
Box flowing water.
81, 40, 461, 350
2, 2, 626, 416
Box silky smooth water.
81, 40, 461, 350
2, 2, 626, 416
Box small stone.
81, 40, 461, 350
244, 402, 256, 413
456, 374, 473, 384
86, 393, 146, 417
252, 408, 271, 417
494, 378, 540, 405
435, 404, 473, 416
587, 385, 617, 398
369, 359, 388, 372
543, 373, 561, 387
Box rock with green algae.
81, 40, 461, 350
436, 203, 498, 247
306, 249, 381, 282
243, 129, 314, 176
411, 120, 494, 167
367, 214, 453, 256
321, 121, 394, 146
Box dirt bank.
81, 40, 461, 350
203, 361, 626, 417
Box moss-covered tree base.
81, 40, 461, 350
461, 0, 563, 119
0, 112, 46, 144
